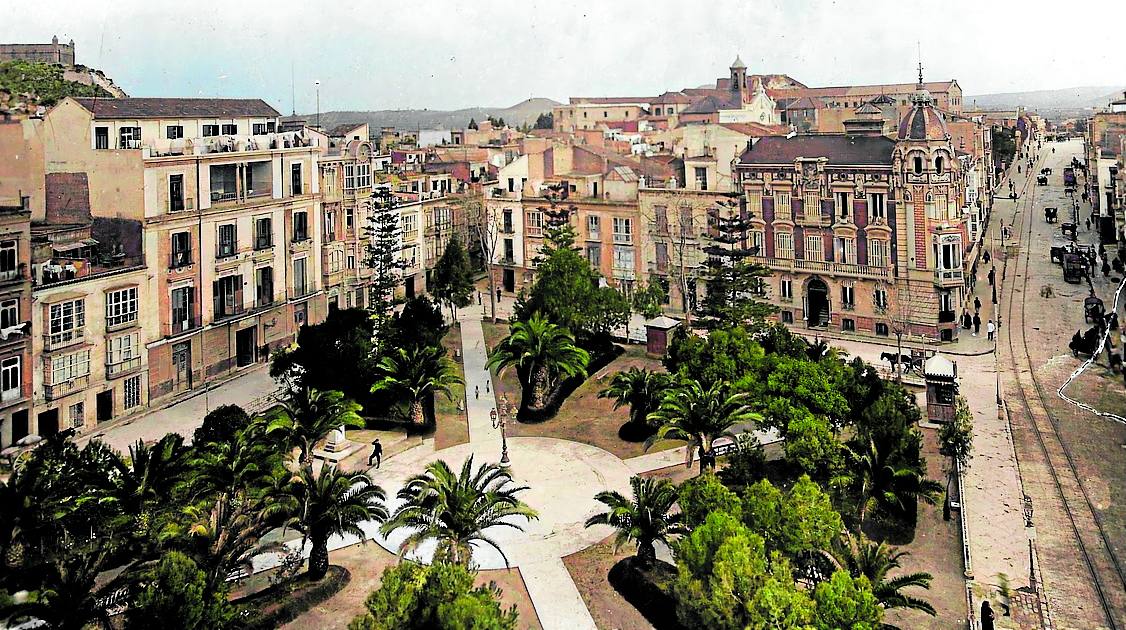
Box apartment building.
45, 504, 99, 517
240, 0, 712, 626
0, 196, 32, 448
313, 127, 375, 310
41, 96, 326, 415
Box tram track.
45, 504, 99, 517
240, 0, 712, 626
1002, 149, 1126, 628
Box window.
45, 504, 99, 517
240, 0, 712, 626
345, 207, 354, 231
612, 217, 632, 243
835, 191, 850, 220
612, 245, 635, 272
50, 350, 90, 384
587, 215, 601, 239
291, 163, 303, 195
221, 123, 237, 135
267, 121, 276, 133
355, 163, 371, 188
868, 192, 886, 221
0, 299, 17, 329
655, 242, 669, 271
166, 174, 186, 213
874, 288, 888, 310
213, 275, 243, 319
105, 287, 138, 328
256, 267, 274, 306
654, 206, 669, 235
166, 125, 184, 140
749, 230, 764, 255
94, 127, 109, 150
780, 278, 793, 300
170, 232, 192, 268
526, 211, 543, 237
503, 238, 514, 261
939, 240, 962, 270
842, 318, 855, 332
347, 253, 356, 269
781, 311, 794, 324
913, 155, 923, 175
68, 402, 85, 429
585, 244, 601, 267
876, 322, 889, 336
401, 213, 418, 238
119, 127, 141, 149
294, 302, 308, 326
0, 357, 19, 402
293, 212, 309, 241
253, 123, 267, 135
775, 231, 794, 259
293, 258, 308, 296
171, 286, 195, 333
679, 206, 694, 236
0, 241, 17, 280
805, 234, 823, 261
49, 299, 84, 345
935, 155, 945, 175
324, 210, 336, 242
774, 191, 792, 220
869, 239, 888, 268
841, 285, 855, 309
747, 191, 762, 218
202, 124, 219, 137
835, 237, 856, 264
803, 192, 820, 219
502, 209, 513, 233
123, 375, 141, 410
107, 332, 139, 366
217, 224, 237, 258
694, 167, 708, 191
254, 217, 273, 249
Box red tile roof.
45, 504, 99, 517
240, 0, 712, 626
717, 122, 791, 136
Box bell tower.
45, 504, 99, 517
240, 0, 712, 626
729, 56, 747, 104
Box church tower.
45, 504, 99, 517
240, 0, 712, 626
729, 56, 747, 104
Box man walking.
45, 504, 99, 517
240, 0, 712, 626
368, 438, 383, 468
974, 296, 981, 313
475, 385, 479, 399
973, 313, 981, 337
987, 319, 996, 341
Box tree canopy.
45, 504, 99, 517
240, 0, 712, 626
349, 561, 518, 630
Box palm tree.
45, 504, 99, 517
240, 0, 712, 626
266, 387, 364, 464
371, 345, 463, 425
584, 476, 685, 567
285, 464, 387, 580
598, 367, 671, 427
487, 313, 590, 411
833, 533, 936, 620
380, 455, 538, 567
841, 437, 944, 525
112, 434, 190, 544
646, 381, 757, 473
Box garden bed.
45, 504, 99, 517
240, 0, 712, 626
233, 565, 350, 630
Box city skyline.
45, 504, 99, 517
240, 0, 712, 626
4, 0, 1125, 113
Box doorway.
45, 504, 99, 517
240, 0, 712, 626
172, 341, 192, 393
405, 275, 416, 299
10, 409, 28, 444
805, 278, 830, 327
96, 390, 114, 424
37, 408, 59, 437
503, 269, 515, 293
235, 327, 257, 368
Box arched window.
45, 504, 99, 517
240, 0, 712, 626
913, 155, 923, 175
935, 155, 945, 175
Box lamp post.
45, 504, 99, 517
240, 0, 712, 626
314, 80, 321, 129
491, 397, 510, 465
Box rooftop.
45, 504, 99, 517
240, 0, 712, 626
738, 134, 896, 167
72, 97, 281, 119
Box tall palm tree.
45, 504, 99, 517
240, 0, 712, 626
840, 437, 944, 525
646, 381, 757, 473
266, 387, 364, 464
832, 533, 936, 621
112, 434, 190, 544
371, 345, 463, 425
380, 455, 538, 567
487, 313, 590, 411
598, 367, 672, 427
584, 476, 685, 567
284, 464, 387, 580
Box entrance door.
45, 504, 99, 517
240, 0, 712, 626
96, 390, 114, 424
405, 275, 416, 299
503, 269, 515, 293
172, 341, 192, 392
805, 278, 830, 327
37, 408, 59, 437
10, 409, 28, 444
235, 327, 257, 368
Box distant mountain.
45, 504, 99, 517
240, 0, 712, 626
966, 86, 1125, 111
305, 97, 561, 132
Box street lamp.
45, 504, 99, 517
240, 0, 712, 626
491, 397, 511, 465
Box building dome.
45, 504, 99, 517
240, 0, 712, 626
897, 100, 950, 141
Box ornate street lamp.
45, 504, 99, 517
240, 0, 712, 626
491, 397, 511, 465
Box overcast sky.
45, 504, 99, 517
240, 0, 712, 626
4, 0, 1124, 112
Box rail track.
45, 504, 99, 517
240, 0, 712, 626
1002, 148, 1126, 628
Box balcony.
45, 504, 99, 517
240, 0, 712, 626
0, 264, 26, 285
169, 251, 193, 270
498, 255, 517, 266
934, 269, 964, 287
44, 328, 85, 352
747, 256, 890, 281
289, 285, 313, 299
169, 316, 198, 336
106, 356, 141, 378
44, 374, 90, 401
213, 304, 245, 322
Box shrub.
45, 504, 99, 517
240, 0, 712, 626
233, 565, 350, 630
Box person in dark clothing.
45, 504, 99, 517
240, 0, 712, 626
984, 250, 991, 264
973, 313, 981, 337
368, 438, 383, 468
988, 268, 995, 286
1102, 260, 1111, 278
962, 311, 972, 330
981, 600, 995, 630
496, 288, 502, 301
1086, 218, 1091, 231
974, 296, 981, 313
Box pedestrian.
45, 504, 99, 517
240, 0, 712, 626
981, 600, 995, 630
475, 385, 479, 399
1103, 260, 1111, 278
987, 319, 995, 341
962, 310, 972, 330
496, 287, 502, 302
485, 378, 490, 393
984, 250, 991, 264
1086, 218, 1091, 231
973, 313, 981, 337
477, 291, 482, 305
988, 268, 995, 286
368, 438, 383, 468
974, 296, 981, 313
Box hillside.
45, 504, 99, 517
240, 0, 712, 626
966, 85, 1124, 111
307, 97, 560, 132
0, 59, 113, 107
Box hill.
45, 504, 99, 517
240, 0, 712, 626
966, 85, 1125, 111
306, 97, 560, 132
0, 59, 113, 107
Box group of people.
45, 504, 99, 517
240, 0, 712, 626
961, 300, 996, 341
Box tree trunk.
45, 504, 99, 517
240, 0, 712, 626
637, 539, 656, 567
530, 364, 550, 410
309, 534, 330, 580
410, 399, 426, 425
488, 271, 497, 323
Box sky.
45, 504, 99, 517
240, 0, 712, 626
3, 0, 1124, 113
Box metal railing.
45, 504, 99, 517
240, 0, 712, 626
44, 374, 90, 400
169, 251, 193, 269
747, 256, 890, 280
934, 269, 964, 285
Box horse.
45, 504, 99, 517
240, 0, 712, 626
880, 352, 920, 373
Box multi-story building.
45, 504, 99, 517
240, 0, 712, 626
0, 194, 32, 448
40, 96, 327, 415
313, 127, 374, 310
0, 35, 75, 66
734, 82, 968, 342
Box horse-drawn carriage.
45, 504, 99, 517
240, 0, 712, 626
1040, 167, 1053, 175
1044, 207, 1058, 223
1037, 175, 1049, 186
1063, 252, 1088, 283
881, 348, 927, 376
1070, 326, 1102, 357
1085, 295, 1106, 323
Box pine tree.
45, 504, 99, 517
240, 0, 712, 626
431, 237, 474, 318
468, 117, 478, 130
364, 189, 406, 324
700, 196, 774, 328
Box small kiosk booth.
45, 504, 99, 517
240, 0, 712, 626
644, 316, 680, 356
923, 354, 958, 423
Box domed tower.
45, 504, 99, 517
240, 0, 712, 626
895, 64, 960, 232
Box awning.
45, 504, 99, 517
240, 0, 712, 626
53, 238, 98, 253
